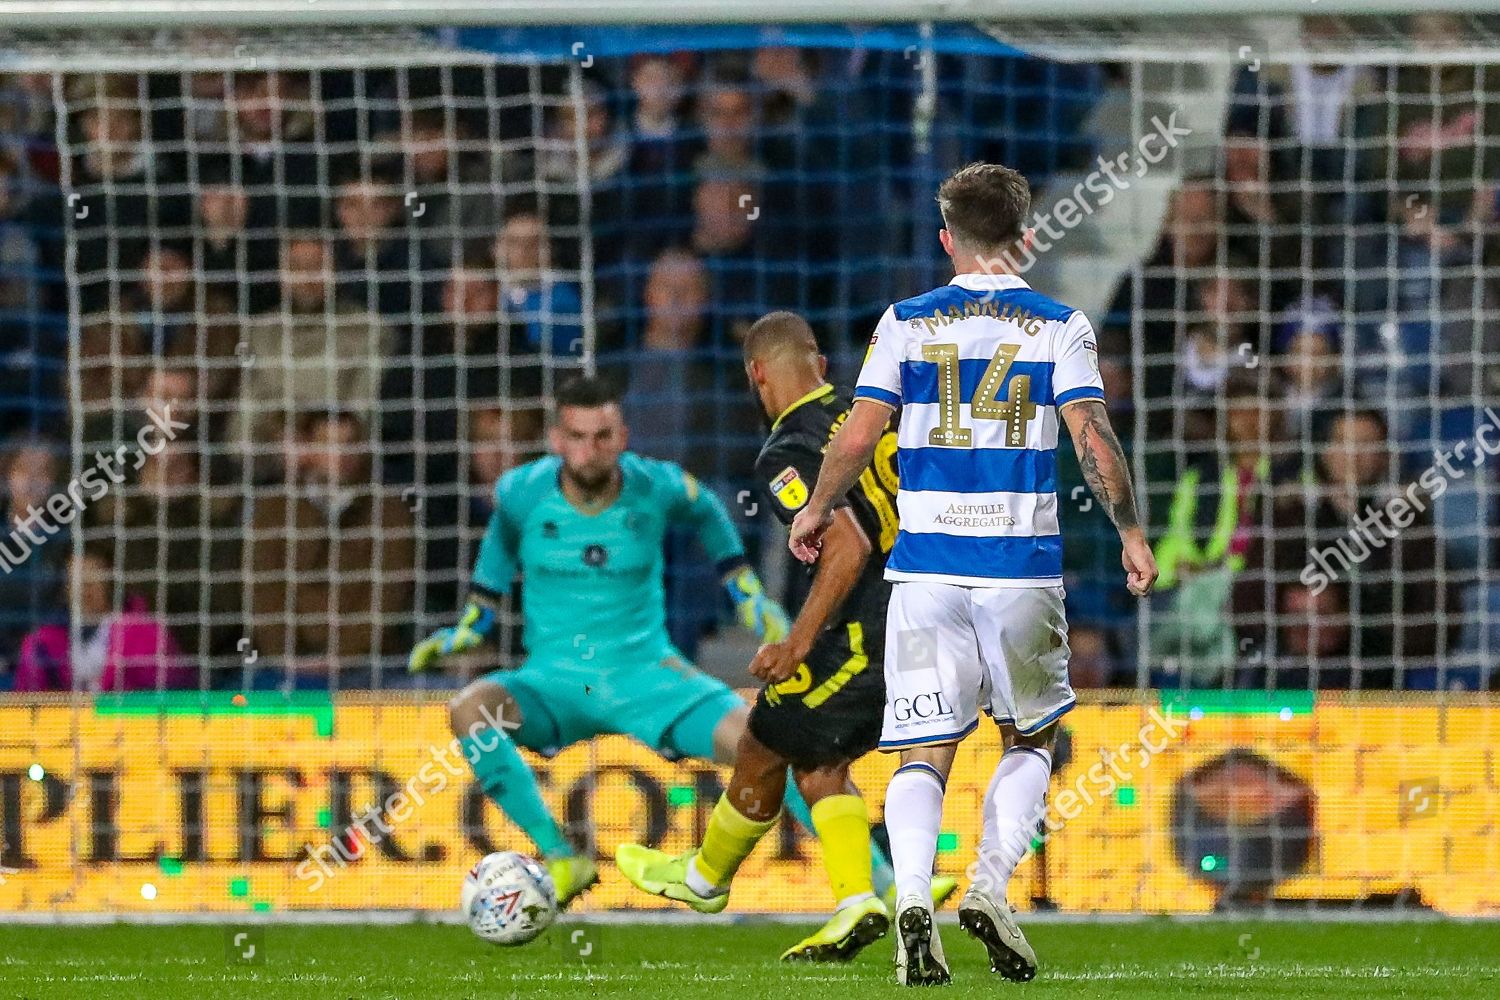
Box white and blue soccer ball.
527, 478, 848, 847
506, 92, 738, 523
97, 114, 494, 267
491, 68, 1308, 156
461, 850, 558, 946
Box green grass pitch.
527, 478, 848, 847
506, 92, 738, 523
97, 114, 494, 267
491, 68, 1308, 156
1, 920, 1496, 998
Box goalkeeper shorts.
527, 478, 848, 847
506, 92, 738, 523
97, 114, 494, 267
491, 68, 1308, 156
748, 619, 886, 770
489, 648, 744, 759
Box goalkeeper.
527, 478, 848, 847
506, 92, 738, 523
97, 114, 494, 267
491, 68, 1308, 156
413, 374, 804, 906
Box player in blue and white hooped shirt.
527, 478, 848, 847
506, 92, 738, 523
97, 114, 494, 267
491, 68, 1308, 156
788, 163, 1157, 986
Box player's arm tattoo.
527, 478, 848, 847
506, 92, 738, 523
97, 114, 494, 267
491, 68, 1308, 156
1064, 399, 1141, 534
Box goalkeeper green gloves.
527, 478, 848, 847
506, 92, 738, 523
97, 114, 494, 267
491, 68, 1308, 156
724, 566, 791, 644
409, 600, 497, 673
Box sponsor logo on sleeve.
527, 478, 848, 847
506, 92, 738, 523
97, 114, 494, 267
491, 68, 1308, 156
770, 466, 809, 510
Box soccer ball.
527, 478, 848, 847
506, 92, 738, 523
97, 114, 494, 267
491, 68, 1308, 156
461, 851, 558, 946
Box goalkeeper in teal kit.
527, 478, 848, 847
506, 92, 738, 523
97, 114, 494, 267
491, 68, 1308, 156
410, 375, 800, 905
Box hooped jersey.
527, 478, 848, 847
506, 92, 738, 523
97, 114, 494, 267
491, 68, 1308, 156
853, 272, 1104, 587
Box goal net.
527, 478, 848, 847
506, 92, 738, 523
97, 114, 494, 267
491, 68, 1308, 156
0, 14, 1495, 918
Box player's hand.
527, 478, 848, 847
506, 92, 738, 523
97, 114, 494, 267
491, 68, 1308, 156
1122, 532, 1158, 598
408, 601, 495, 672
788, 504, 833, 563
724, 567, 791, 643
749, 637, 809, 684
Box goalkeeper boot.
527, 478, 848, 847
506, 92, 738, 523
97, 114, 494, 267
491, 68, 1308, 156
614, 844, 728, 914
780, 895, 889, 962
546, 855, 600, 910
957, 885, 1037, 982
884, 875, 960, 913
894, 895, 950, 987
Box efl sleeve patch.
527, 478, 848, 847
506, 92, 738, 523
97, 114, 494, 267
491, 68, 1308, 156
770, 466, 809, 510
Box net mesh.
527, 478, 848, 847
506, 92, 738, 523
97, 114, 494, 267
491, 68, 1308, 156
0, 18, 1495, 917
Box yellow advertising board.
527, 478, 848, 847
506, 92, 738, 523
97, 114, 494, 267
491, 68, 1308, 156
0, 691, 1496, 915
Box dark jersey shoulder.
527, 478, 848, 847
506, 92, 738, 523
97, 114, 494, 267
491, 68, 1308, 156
754, 387, 899, 558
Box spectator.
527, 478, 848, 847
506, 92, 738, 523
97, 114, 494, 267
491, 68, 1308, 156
0, 435, 66, 674
380, 251, 508, 613
1264, 579, 1353, 690
226, 71, 323, 223
15, 543, 192, 692
539, 80, 629, 265
0, 148, 41, 317
1104, 177, 1220, 431
1220, 133, 1302, 308
1274, 294, 1345, 450
245, 409, 415, 686
382, 250, 506, 488
618, 247, 716, 474
85, 433, 243, 670
82, 360, 198, 451
390, 107, 529, 270
469, 404, 542, 500
332, 157, 422, 319
540, 79, 630, 189
493, 208, 584, 360
1352, 188, 1492, 431
751, 45, 895, 327
193, 158, 278, 313
234, 231, 393, 479
1177, 264, 1263, 417
693, 71, 765, 180
127, 244, 241, 401
1226, 15, 1385, 232
181, 66, 231, 147
70, 78, 190, 314
1381, 14, 1500, 223
124, 245, 190, 350
690, 175, 785, 345
1149, 372, 1294, 688
1272, 409, 1442, 688
622, 54, 701, 253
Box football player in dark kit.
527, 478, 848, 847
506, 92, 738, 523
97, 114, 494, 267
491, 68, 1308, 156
617, 311, 954, 960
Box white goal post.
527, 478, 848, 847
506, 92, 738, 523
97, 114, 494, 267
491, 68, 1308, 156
5, 0, 1500, 28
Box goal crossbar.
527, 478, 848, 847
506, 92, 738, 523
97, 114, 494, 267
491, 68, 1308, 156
7, 0, 1500, 29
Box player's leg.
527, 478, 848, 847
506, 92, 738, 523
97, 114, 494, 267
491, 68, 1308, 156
616, 724, 787, 914
644, 656, 901, 895
776, 761, 892, 962
879, 580, 981, 987
447, 675, 598, 906
957, 721, 1051, 984
698, 696, 818, 821
959, 585, 1075, 983
684, 727, 788, 898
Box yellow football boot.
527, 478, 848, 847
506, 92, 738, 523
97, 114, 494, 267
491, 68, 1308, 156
614, 843, 729, 914
780, 895, 890, 962
546, 855, 600, 909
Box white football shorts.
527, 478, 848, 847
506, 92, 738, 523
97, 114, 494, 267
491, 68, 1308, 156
879, 580, 1074, 749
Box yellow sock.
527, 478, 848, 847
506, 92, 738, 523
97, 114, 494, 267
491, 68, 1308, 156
695, 794, 779, 889
810, 794, 875, 906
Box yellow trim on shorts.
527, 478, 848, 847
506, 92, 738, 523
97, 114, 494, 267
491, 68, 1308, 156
803, 622, 868, 709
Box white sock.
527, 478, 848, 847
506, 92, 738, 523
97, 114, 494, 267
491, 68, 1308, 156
885, 762, 946, 907
835, 891, 876, 911
685, 856, 727, 898
975, 746, 1052, 901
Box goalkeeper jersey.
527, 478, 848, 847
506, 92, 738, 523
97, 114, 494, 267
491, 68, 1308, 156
471, 452, 745, 662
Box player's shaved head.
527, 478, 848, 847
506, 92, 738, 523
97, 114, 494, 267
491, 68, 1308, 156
743, 311, 828, 422
743, 311, 819, 366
